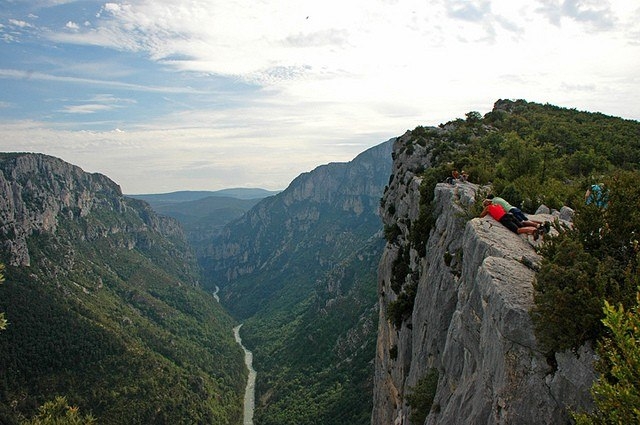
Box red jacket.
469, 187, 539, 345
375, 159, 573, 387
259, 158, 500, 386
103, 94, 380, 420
487, 204, 506, 221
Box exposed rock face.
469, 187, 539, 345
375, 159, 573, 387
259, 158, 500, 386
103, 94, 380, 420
372, 136, 595, 425
200, 140, 394, 308
0, 153, 194, 277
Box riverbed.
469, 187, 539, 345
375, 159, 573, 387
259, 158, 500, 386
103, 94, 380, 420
233, 324, 257, 425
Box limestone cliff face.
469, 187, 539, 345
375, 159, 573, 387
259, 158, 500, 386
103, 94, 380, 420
0, 153, 193, 278
200, 140, 393, 297
372, 136, 595, 425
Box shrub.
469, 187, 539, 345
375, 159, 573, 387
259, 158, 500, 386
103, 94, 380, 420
21, 396, 96, 425
391, 246, 411, 294
572, 292, 640, 425
385, 280, 418, 329
384, 224, 401, 243
532, 170, 640, 353
406, 369, 439, 424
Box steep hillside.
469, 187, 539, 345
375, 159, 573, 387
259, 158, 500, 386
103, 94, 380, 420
132, 188, 280, 204
199, 140, 393, 424
201, 140, 394, 319
372, 101, 640, 424
136, 195, 263, 244
374, 173, 594, 424
0, 153, 245, 424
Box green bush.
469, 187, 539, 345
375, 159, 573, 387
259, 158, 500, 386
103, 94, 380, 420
385, 280, 418, 329
406, 369, 439, 424
384, 223, 401, 243
532, 170, 640, 353
20, 396, 96, 425
572, 291, 640, 424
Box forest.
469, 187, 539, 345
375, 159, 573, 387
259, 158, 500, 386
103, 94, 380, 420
0, 182, 246, 424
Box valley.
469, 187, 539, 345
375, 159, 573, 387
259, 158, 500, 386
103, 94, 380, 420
1, 100, 640, 424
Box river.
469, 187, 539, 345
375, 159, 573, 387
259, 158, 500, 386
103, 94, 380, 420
233, 324, 257, 425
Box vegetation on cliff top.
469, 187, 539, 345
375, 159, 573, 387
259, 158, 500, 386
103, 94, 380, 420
385, 99, 640, 353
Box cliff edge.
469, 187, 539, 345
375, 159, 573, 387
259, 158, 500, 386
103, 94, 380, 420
372, 135, 595, 425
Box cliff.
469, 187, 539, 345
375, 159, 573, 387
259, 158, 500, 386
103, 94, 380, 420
200, 139, 394, 318
372, 135, 596, 424
0, 153, 192, 274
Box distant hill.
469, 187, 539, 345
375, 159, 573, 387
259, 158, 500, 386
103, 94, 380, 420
0, 153, 245, 424
130, 188, 281, 206
129, 189, 280, 245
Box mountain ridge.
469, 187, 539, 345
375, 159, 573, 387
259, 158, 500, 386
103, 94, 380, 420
130, 188, 281, 205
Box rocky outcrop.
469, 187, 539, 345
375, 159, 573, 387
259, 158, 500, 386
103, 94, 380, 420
372, 136, 595, 425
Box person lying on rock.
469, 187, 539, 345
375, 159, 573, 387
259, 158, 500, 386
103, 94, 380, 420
487, 195, 536, 223
486, 195, 550, 233
479, 199, 541, 240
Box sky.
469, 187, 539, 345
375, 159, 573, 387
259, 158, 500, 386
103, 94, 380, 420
1, 0, 639, 194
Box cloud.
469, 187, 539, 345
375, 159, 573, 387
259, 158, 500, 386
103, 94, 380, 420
285, 29, 350, 48
65, 21, 79, 30
61, 104, 116, 114
0, 115, 393, 193
535, 0, 617, 30
8, 19, 32, 28
562, 0, 616, 30
445, 0, 491, 22
2, 0, 639, 193
59, 94, 137, 114
0, 68, 212, 95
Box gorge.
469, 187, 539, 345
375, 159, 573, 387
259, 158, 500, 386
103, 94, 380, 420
2, 100, 640, 424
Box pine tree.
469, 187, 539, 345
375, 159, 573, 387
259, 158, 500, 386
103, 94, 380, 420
573, 290, 640, 424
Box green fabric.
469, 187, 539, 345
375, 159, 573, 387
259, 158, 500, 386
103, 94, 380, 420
491, 196, 514, 211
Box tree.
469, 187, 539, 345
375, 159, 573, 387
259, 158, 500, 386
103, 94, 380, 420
406, 369, 439, 424
20, 396, 96, 425
573, 291, 640, 424
532, 170, 640, 353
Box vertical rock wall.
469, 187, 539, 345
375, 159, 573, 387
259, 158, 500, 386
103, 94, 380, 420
372, 137, 596, 425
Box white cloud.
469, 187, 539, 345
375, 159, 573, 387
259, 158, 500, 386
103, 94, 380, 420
0, 68, 212, 94
0, 115, 391, 193
9, 19, 32, 28
41, 0, 637, 87
59, 94, 136, 114
2, 0, 640, 192
65, 21, 79, 30
61, 104, 116, 114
